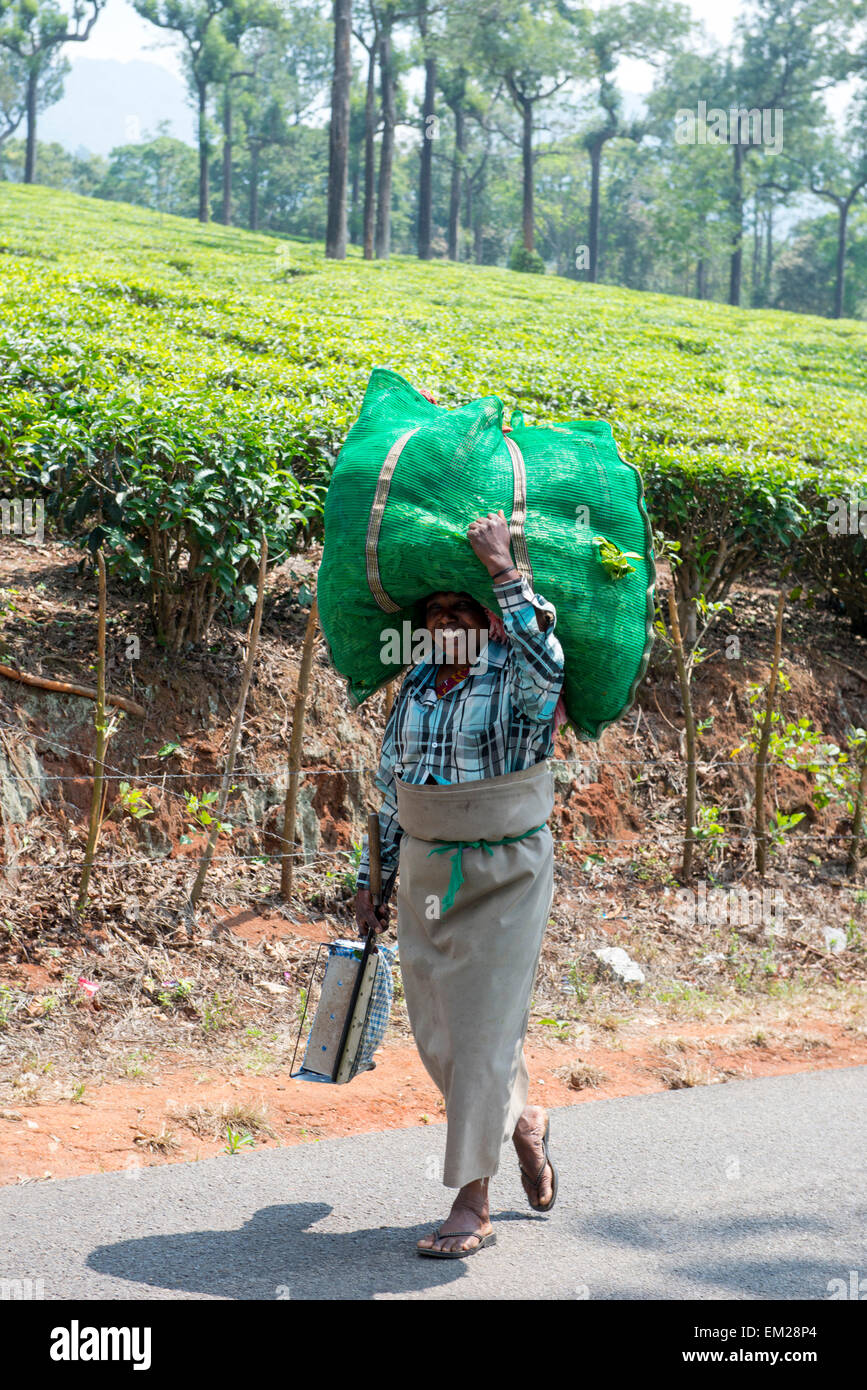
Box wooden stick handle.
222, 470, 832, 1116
367, 811, 382, 910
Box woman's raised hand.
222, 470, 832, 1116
467, 511, 518, 579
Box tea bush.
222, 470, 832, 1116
2, 184, 866, 647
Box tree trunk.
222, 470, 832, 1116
375, 28, 395, 259
363, 37, 378, 260
696, 256, 706, 300
588, 138, 602, 281
24, 67, 37, 184
834, 197, 848, 320
464, 174, 473, 256
448, 103, 464, 261
751, 194, 761, 305
350, 152, 360, 243
474, 191, 485, 263
764, 200, 774, 303
249, 144, 260, 231
728, 141, 743, 307
326, 0, 351, 259
468, 160, 487, 264
221, 88, 232, 225
521, 97, 534, 251
197, 78, 210, 223
417, 48, 436, 258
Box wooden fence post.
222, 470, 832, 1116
755, 591, 785, 879
186, 535, 268, 915
280, 592, 319, 900
667, 587, 697, 884
76, 550, 108, 915
847, 735, 867, 877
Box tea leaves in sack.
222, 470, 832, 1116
318, 367, 656, 740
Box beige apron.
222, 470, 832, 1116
395, 761, 555, 1188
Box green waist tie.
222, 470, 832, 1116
426, 823, 548, 914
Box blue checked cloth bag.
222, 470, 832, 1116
296, 938, 398, 1082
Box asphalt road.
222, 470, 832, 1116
1, 1066, 865, 1300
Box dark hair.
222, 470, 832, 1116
421, 591, 487, 622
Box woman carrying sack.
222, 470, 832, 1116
355, 506, 566, 1259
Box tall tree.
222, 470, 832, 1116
724, 0, 858, 306
0, 48, 26, 146
434, 1, 487, 259
373, 1, 403, 257
0, 0, 104, 183
352, 3, 381, 258
805, 128, 867, 319
475, 2, 578, 253
0, 44, 64, 149
415, 0, 442, 259
347, 82, 368, 242
214, 1, 276, 226
325, 0, 352, 257
245, 97, 289, 227
214, 1, 283, 225
236, 11, 331, 230
773, 205, 867, 316
439, 60, 468, 258
645, 50, 733, 299
360, 0, 416, 258
766, 90, 867, 317
133, 0, 244, 222
219, 66, 252, 223
561, 1, 691, 282
460, 79, 508, 263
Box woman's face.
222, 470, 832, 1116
424, 591, 488, 664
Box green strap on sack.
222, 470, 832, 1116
427, 823, 548, 914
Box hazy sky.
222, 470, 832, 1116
80, 0, 744, 83
66, 0, 853, 130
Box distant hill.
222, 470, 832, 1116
39, 57, 195, 156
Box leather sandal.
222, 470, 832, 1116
417, 1225, 497, 1259
519, 1112, 558, 1212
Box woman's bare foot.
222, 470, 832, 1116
417, 1177, 493, 1254
513, 1105, 554, 1209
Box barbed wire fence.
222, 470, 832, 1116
1, 713, 864, 892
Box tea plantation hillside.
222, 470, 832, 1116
2, 183, 866, 645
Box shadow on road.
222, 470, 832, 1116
86, 1200, 866, 1300
87, 1201, 512, 1298
565, 1206, 863, 1300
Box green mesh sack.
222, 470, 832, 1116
318, 367, 656, 741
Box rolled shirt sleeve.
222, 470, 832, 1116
493, 573, 565, 723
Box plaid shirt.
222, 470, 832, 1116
356, 574, 565, 901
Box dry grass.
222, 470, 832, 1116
132, 1125, 182, 1153
10, 1078, 42, 1104
785, 1032, 833, 1053
654, 1060, 723, 1090
558, 1061, 609, 1090
169, 1099, 276, 1140
655, 1035, 711, 1058
597, 1013, 625, 1033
